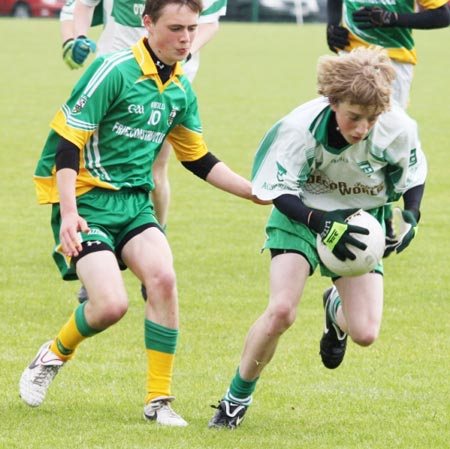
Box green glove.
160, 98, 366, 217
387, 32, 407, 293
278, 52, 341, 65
310, 209, 369, 261
62, 39, 82, 70
383, 208, 418, 257
71, 36, 97, 64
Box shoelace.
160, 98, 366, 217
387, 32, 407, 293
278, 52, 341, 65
32, 365, 60, 386
156, 402, 180, 418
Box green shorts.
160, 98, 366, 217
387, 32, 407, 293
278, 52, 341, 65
263, 207, 384, 279
51, 188, 160, 280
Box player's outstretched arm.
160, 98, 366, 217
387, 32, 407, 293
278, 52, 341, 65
206, 162, 270, 204
353, 4, 450, 30
181, 152, 270, 204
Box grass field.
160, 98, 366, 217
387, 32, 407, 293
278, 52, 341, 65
0, 18, 449, 449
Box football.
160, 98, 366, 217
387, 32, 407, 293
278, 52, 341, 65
317, 210, 385, 277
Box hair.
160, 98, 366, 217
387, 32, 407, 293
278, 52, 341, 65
143, 0, 203, 22
317, 47, 397, 114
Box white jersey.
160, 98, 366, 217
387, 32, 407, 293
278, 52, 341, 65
60, 0, 227, 79
61, 0, 144, 55
199, 0, 227, 24
252, 97, 427, 211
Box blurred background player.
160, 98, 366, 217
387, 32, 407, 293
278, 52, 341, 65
326, 0, 450, 109
208, 47, 426, 429
59, 0, 228, 302
325, 0, 448, 237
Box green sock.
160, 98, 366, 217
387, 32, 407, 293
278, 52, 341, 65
328, 294, 341, 326
225, 367, 258, 406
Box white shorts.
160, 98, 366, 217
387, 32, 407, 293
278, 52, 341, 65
339, 50, 414, 111
391, 60, 414, 110
183, 52, 200, 83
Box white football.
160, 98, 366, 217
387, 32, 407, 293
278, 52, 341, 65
316, 210, 385, 277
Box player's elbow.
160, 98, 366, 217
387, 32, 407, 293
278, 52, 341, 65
435, 5, 450, 27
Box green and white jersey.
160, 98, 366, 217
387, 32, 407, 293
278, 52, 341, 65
342, 0, 448, 64
35, 38, 208, 205
200, 0, 227, 23
75, 0, 145, 54
251, 97, 426, 211
60, 0, 104, 25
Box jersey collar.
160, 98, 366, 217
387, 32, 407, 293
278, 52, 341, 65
131, 37, 184, 78
310, 102, 371, 154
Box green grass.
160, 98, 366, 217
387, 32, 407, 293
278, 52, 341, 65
1, 19, 449, 449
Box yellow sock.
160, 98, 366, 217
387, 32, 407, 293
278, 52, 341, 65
50, 312, 86, 361
145, 349, 175, 403
49, 302, 101, 361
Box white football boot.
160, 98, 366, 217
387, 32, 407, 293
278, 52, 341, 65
19, 340, 65, 407
143, 396, 188, 426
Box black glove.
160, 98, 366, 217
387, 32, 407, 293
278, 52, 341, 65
309, 209, 369, 261
353, 7, 398, 29
326, 24, 349, 53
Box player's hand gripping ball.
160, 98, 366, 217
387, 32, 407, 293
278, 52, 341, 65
317, 210, 385, 277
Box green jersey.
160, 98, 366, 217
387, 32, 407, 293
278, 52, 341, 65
35, 38, 208, 205
110, 0, 144, 28
342, 0, 448, 64
111, 0, 228, 25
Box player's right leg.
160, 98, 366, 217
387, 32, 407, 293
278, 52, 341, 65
209, 251, 310, 429
20, 249, 128, 407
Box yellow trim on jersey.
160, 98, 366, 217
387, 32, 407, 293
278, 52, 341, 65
347, 34, 417, 65
34, 171, 119, 205
35, 106, 122, 204
418, 0, 448, 9
167, 125, 209, 162
132, 38, 185, 93
51, 109, 95, 150
132, 38, 184, 77
35, 172, 58, 204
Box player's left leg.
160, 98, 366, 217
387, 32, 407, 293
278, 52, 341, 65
335, 272, 384, 346
121, 226, 187, 427
20, 250, 127, 407
319, 272, 383, 369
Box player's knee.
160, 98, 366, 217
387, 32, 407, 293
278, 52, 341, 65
267, 303, 297, 333
350, 325, 379, 347
144, 268, 177, 302
89, 294, 129, 326
105, 301, 129, 323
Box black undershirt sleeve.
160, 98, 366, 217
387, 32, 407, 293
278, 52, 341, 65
396, 5, 450, 29
55, 137, 80, 173
181, 152, 221, 180
273, 194, 314, 226
273, 184, 425, 229
327, 0, 344, 24
402, 184, 425, 222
